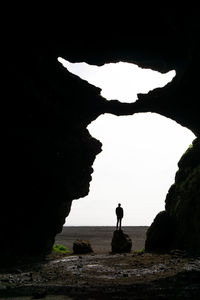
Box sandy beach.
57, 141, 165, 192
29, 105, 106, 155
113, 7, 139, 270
55, 226, 148, 253
1, 226, 199, 299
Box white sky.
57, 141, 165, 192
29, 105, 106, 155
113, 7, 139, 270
58, 58, 195, 226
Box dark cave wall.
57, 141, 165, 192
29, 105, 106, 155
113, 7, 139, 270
145, 139, 200, 254
2, 6, 200, 258
3, 54, 103, 256
166, 139, 200, 252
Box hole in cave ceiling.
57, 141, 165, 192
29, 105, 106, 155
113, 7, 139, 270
58, 57, 176, 103
57, 58, 195, 226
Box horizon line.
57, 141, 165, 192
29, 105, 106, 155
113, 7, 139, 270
63, 225, 149, 227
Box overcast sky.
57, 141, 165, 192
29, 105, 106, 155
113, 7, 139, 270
58, 58, 195, 226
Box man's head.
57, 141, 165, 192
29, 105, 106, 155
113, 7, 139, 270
118, 203, 121, 207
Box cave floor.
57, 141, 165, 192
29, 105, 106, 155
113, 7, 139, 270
0, 251, 200, 299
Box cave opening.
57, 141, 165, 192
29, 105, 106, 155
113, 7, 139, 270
58, 57, 176, 103
58, 58, 195, 226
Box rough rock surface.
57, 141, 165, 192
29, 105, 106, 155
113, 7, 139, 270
145, 211, 176, 253
2, 59, 103, 258
0, 252, 199, 299
111, 230, 132, 253
73, 240, 93, 254
3, 6, 200, 258
146, 139, 200, 254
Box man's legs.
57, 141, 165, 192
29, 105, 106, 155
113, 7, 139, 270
119, 218, 122, 230
116, 218, 122, 230
116, 218, 119, 229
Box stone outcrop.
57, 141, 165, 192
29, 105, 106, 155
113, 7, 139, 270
3, 7, 200, 258
111, 230, 132, 253
145, 139, 200, 254
145, 211, 176, 253
3, 57, 103, 257
73, 240, 93, 254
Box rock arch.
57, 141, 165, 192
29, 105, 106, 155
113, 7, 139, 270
3, 7, 199, 258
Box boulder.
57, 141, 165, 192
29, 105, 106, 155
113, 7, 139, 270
145, 211, 176, 252
73, 240, 93, 254
111, 230, 132, 253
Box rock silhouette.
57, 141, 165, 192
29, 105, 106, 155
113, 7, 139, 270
111, 230, 132, 253
145, 139, 200, 254
145, 211, 176, 252
2, 7, 200, 259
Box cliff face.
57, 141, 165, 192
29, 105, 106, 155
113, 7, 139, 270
3, 56, 103, 256
3, 7, 200, 257
145, 139, 200, 254
167, 139, 200, 252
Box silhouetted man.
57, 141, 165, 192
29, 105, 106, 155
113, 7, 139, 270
116, 203, 124, 230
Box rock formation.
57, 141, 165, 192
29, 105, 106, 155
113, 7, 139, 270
3, 6, 200, 259
146, 139, 200, 254
73, 240, 93, 254
111, 230, 132, 253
